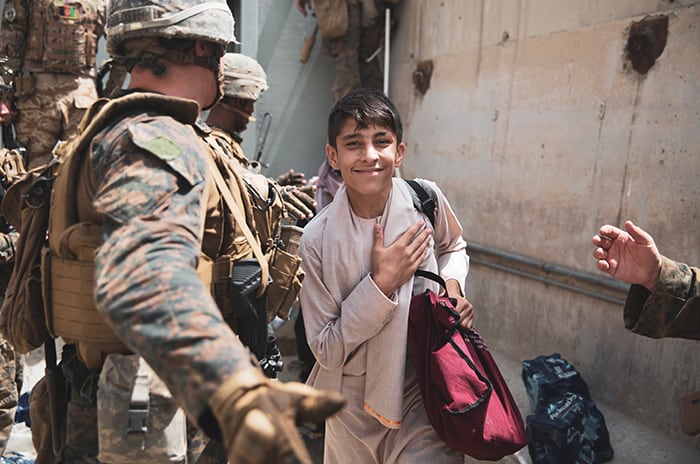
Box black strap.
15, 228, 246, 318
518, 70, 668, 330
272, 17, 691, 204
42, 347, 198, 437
405, 179, 436, 227
415, 269, 446, 290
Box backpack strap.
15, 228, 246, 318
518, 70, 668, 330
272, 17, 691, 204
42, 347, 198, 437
404, 178, 437, 227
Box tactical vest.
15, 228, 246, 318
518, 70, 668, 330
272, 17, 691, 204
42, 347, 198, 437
44, 93, 253, 369
208, 127, 285, 253
1, 0, 101, 75
207, 127, 304, 322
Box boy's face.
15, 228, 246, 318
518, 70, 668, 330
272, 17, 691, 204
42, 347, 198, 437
326, 118, 405, 203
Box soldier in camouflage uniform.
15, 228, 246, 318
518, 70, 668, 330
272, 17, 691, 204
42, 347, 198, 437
295, 0, 385, 101
0, 72, 22, 458
26, 0, 344, 463
592, 220, 700, 340
0, 0, 107, 169
0, 218, 20, 457
206, 52, 315, 221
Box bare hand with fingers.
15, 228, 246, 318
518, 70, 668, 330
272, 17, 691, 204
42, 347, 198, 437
591, 220, 663, 291
371, 221, 432, 297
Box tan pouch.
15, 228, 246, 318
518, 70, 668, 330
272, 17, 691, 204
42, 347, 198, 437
97, 354, 187, 463
679, 390, 700, 436
315, 0, 349, 39
266, 225, 304, 320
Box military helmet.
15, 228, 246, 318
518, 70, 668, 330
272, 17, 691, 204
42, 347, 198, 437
105, 0, 235, 57
221, 53, 268, 101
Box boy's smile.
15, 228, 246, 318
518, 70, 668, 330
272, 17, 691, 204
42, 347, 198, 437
326, 120, 405, 218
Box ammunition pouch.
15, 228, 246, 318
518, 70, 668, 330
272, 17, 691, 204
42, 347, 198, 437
266, 239, 304, 321
97, 354, 187, 463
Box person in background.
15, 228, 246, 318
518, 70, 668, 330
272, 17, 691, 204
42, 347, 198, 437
0, 72, 22, 458
592, 220, 699, 340
299, 88, 473, 462
206, 52, 316, 222
0, 0, 107, 169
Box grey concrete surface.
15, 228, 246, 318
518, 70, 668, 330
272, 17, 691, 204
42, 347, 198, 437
275, 320, 700, 464
6, 323, 698, 463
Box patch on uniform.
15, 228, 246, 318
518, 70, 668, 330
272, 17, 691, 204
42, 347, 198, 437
50, 1, 83, 20
3, 3, 17, 22
138, 136, 183, 161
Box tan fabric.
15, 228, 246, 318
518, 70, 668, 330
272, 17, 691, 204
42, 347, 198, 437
299, 179, 468, 427
323, 356, 462, 463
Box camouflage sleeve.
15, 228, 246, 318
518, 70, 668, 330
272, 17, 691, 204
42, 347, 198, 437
0, 230, 18, 264
623, 256, 700, 340
91, 115, 253, 424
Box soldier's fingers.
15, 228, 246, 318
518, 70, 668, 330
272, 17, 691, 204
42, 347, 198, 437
285, 202, 306, 220
230, 410, 277, 464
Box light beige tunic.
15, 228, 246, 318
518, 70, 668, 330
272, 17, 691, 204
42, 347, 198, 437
299, 179, 469, 463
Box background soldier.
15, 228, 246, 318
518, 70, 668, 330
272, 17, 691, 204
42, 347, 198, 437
206, 52, 316, 221
20, 0, 344, 463
295, 0, 385, 101
0, 71, 22, 458
0, 0, 107, 169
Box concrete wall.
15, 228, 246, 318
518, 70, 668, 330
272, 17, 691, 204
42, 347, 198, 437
240, 0, 337, 181
390, 0, 700, 447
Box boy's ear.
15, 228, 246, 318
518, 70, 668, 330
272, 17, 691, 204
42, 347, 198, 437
394, 142, 406, 167
326, 144, 340, 170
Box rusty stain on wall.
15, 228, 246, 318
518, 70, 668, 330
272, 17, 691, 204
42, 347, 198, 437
625, 15, 669, 74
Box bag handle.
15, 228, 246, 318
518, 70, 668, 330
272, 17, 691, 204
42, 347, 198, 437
415, 269, 446, 290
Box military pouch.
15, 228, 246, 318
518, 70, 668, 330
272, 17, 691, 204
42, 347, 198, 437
96, 354, 186, 464
0, 167, 54, 353
679, 390, 700, 436
13, 74, 35, 97
315, 0, 349, 39
231, 259, 268, 360
0, 148, 27, 189
266, 225, 305, 321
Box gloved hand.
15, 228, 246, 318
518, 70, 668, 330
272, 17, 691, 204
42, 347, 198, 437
276, 169, 307, 187
209, 367, 345, 464
0, 148, 26, 189
281, 185, 316, 221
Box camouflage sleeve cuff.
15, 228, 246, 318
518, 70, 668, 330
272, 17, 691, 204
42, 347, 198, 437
655, 255, 695, 300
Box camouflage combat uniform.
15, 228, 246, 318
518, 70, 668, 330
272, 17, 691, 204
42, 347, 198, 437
0, 204, 20, 456
624, 256, 700, 340
0, 0, 106, 169
321, 0, 384, 101
48, 90, 259, 463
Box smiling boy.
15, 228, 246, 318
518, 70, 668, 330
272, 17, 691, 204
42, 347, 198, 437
298, 89, 474, 463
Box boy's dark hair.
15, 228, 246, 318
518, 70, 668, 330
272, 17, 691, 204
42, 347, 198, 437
327, 88, 403, 148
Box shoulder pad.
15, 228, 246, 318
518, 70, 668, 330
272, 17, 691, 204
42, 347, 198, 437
127, 116, 205, 185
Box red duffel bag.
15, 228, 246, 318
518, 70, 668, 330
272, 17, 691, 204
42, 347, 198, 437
408, 270, 528, 461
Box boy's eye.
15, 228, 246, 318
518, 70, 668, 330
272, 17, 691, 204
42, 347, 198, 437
375, 139, 392, 147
